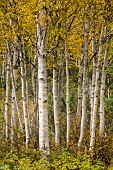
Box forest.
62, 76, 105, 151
0, 0, 113, 169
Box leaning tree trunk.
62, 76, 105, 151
37, 5, 50, 156
78, 6, 90, 151
90, 23, 104, 150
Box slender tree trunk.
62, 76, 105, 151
53, 52, 60, 147
58, 48, 64, 117
4, 41, 10, 140
32, 55, 38, 139
90, 23, 104, 150
76, 55, 83, 129
23, 38, 32, 136
37, 6, 50, 155
10, 54, 17, 144
66, 47, 70, 147
90, 4, 97, 134
99, 35, 109, 137
78, 6, 90, 151
20, 45, 29, 149
10, 53, 23, 134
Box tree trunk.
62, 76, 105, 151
20, 45, 29, 149
66, 47, 70, 147
4, 41, 10, 140
10, 54, 17, 144
37, 7, 50, 155
99, 34, 109, 137
32, 55, 38, 139
90, 23, 104, 150
90, 4, 97, 135
53, 52, 60, 147
76, 54, 83, 130
78, 6, 90, 151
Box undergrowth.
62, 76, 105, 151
0, 146, 113, 170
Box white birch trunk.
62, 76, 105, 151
37, 8, 50, 155
10, 55, 17, 144
76, 55, 82, 129
90, 9, 97, 134
20, 48, 29, 149
66, 48, 70, 147
10, 56, 23, 133
90, 23, 104, 150
78, 6, 90, 151
53, 54, 60, 147
22, 39, 32, 136
32, 55, 38, 139
58, 48, 64, 111
4, 41, 10, 139
99, 36, 109, 136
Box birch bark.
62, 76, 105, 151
90, 23, 104, 149
11, 54, 17, 144
90, 4, 97, 134
99, 35, 109, 136
20, 45, 29, 149
32, 55, 38, 139
4, 41, 10, 139
53, 52, 60, 147
66, 47, 70, 147
76, 55, 83, 129
37, 7, 50, 155
78, 6, 90, 151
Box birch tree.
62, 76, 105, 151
53, 52, 60, 147
4, 41, 10, 140
20, 43, 29, 149
90, 23, 104, 150
99, 30, 109, 137
37, 2, 50, 155
78, 6, 90, 151
32, 55, 38, 139
65, 45, 70, 147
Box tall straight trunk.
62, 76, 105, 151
37, 6, 50, 155
4, 41, 10, 139
90, 35, 97, 134
90, 23, 104, 149
23, 38, 32, 136
107, 78, 110, 99
10, 54, 17, 144
10, 53, 23, 133
1, 54, 5, 137
58, 48, 64, 114
20, 46, 29, 149
99, 35, 109, 136
76, 54, 83, 129
66, 47, 70, 147
32, 55, 38, 139
78, 6, 90, 151
90, 4, 97, 134
53, 53, 60, 147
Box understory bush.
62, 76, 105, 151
1, 148, 112, 170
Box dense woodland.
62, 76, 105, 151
0, 0, 113, 169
